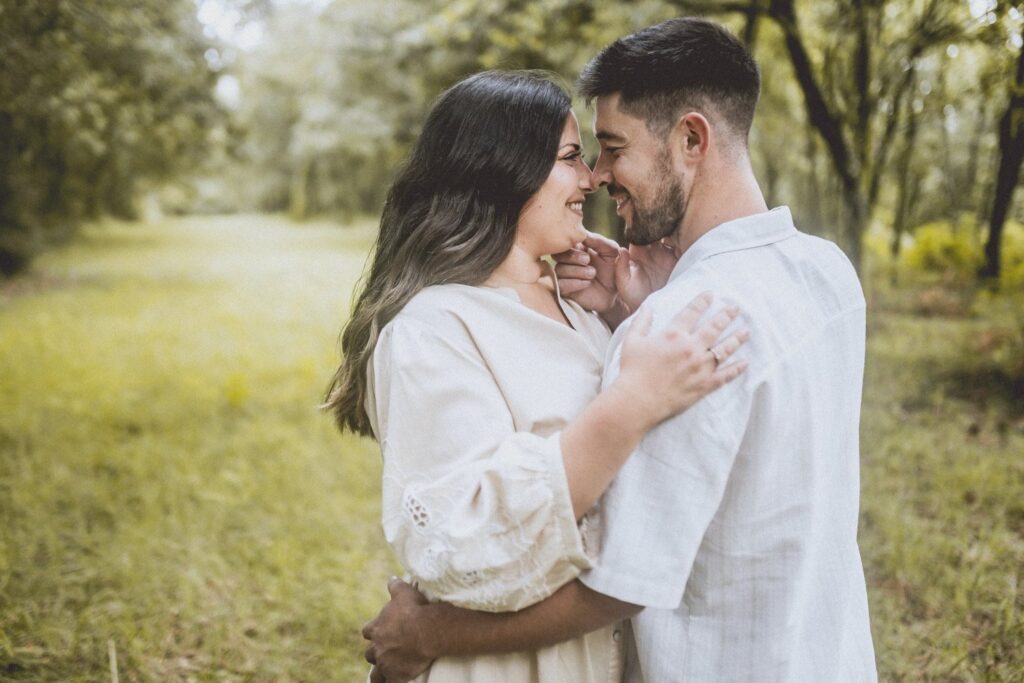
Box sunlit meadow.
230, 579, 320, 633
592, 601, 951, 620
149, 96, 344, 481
0, 216, 1021, 680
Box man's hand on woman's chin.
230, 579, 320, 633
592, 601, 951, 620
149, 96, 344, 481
554, 231, 680, 322
553, 232, 622, 313
363, 578, 434, 683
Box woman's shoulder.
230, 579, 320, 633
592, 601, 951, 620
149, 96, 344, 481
395, 284, 499, 324
381, 285, 502, 349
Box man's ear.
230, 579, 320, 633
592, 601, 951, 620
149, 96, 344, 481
669, 112, 711, 167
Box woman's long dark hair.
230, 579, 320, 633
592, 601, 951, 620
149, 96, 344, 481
325, 71, 572, 436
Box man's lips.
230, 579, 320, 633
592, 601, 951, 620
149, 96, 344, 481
608, 185, 630, 214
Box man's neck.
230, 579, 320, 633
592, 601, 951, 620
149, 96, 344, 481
668, 163, 768, 255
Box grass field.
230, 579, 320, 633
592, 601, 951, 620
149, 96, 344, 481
1, 215, 1022, 681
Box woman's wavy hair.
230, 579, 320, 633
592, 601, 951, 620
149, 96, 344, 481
324, 71, 572, 436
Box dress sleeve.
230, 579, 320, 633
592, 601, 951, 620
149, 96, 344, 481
370, 319, 591, 612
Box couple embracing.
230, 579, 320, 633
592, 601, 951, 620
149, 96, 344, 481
326, 16, 877, 683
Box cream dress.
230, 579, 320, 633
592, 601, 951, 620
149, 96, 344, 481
365, 280, 624, 682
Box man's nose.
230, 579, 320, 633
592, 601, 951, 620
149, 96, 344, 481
591, 154, 612, 188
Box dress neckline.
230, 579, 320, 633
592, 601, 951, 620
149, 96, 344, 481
479, 261, 577, 331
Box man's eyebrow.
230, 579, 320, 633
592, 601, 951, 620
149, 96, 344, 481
595, 131, 626, 143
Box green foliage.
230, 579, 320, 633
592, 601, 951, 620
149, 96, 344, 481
902, 221, 984, 280
897, 219, 1024, 289
1000, 220, 1024, 288
0, 0, 220, 274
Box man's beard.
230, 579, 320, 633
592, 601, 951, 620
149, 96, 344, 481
620, 163, 686, 246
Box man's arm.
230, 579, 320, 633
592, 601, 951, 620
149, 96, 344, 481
363, 578, 640, 682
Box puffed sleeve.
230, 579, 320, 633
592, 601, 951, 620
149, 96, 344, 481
369, 318, 591, 612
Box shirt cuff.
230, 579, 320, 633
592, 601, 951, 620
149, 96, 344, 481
579, 560, 683, 609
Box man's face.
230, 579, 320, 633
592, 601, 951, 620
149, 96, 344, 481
592, 94, 686, 246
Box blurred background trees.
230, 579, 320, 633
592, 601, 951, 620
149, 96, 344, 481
0, 0, 223, 274
2, 3, 1022, 678
2, 0, 1024, 286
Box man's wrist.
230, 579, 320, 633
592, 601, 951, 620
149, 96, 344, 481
416, 603, 448, 659
601, 297, 631, 329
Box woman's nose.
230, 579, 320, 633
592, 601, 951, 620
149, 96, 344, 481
578, 161, 595, 193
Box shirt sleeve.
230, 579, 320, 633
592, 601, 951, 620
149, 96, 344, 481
579, 300, 753, 609
370, 319, 591, 613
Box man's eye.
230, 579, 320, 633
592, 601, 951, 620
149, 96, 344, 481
605, 147, 623, 157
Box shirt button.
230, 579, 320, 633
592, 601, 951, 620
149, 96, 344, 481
612, 629, 622, 642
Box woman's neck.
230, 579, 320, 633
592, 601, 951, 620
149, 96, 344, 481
485, 245, 546, 288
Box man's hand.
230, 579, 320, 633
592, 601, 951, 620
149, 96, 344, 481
363, 578, 433, 683
554, 232, 681, 317
618, 241, 679, 311
553, 232, 621, 313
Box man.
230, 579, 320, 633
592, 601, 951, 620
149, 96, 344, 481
363, 17, 876, 681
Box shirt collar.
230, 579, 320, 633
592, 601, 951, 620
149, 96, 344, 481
668, 206, 797, 283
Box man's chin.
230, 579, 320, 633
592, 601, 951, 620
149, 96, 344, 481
623, 225, 660, 247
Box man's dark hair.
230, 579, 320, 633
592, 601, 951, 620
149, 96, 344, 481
577, 17, 761, 143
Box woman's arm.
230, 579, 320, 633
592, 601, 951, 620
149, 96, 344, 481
371, 294, 745, 612
561, 293, 748, 518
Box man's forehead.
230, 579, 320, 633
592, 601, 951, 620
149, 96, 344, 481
592, 94, 633, 142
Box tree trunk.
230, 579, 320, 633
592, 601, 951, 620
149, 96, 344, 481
742, 0, 763, 48
890, 94, 921, 285
288, 157, 313, 221
768, 0, 866, 271
980, 45, 1024, 281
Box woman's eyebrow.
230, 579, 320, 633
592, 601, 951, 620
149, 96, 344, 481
559, 143, 582, 152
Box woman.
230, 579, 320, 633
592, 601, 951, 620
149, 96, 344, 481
325, 71, 747, 682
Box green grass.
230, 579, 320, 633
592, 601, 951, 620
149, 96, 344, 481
0, 216, 1021, 680
0, 216, 395, 681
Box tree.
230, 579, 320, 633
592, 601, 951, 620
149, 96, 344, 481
0, 0, 219, 275
980, 39, 1024, 281
664, 0, 970, 271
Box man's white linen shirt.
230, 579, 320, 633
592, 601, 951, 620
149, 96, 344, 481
579, 207, 876, 682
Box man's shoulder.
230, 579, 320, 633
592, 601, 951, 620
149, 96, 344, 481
666, 229, 863, 307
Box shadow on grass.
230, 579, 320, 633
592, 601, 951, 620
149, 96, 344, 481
939, 365, 1024, 419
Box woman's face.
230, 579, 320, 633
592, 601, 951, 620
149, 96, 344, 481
515, 114, 594, 257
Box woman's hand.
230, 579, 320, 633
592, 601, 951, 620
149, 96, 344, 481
611, 292, 748, 430
558, 291, 747, 517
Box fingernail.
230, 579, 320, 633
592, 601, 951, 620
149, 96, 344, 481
727, 305, 740, 315
586, 267, 596, 276
580, 253, 590, 264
